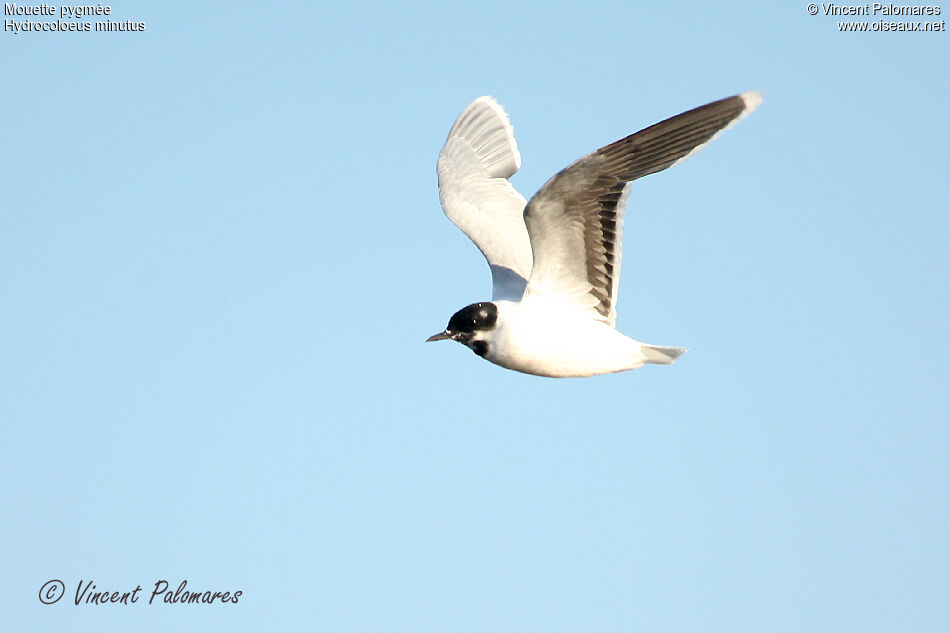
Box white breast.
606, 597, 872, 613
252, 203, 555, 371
484, 299, 646, 377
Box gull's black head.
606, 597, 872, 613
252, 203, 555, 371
426, 302, 498, 357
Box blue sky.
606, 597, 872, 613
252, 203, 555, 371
3, 1, 947, 631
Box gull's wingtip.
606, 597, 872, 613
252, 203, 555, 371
740, 90, 764, 112
446, 95, 522, 175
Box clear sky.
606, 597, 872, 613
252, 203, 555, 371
3, 1, 947, 631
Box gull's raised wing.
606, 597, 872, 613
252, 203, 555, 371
437, 97, 533, 301
523, 92, 762, 326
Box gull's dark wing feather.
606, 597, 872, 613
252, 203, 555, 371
523, 92, 762, 325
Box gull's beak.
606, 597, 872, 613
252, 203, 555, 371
426, 330, 453, 342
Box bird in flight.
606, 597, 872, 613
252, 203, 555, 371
427, 93, 761, 377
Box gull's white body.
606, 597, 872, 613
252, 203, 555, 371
430, 93, 761, 377
486, 298, 653, 377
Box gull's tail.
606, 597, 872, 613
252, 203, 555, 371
640, 344, 687, 365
